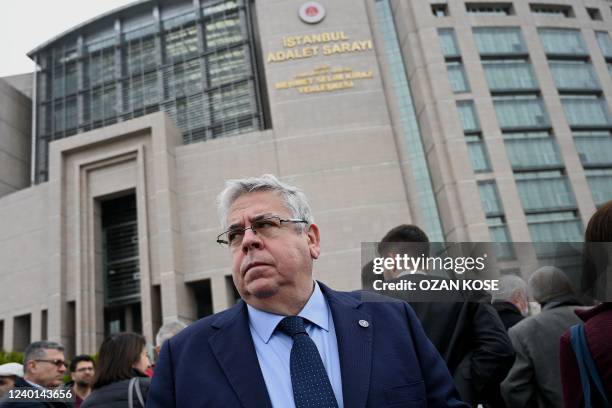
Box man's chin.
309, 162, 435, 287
245, 279, 278, 299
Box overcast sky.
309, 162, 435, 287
0, 0, 136, 77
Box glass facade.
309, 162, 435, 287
493, 95, 549, 129
538, 28, 588, 56
32, 0, 265, 182
376, 0, 444, 241
483, 60, 538, 92
478, 181, 514, 259
438, 28, 470, 94
538, 28, 612, 210
504, 132, 562, 170
515, 171, 576, 213
473, 27, 527, 55
456, 101, 491, 173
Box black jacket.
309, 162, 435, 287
492, 301, 525, 330
80, 374, 150, 408
0, 377, 72, 408
382, 274, 515, 406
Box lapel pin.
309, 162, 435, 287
358, 319, 370, 328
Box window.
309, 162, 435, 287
483, 60, 538, 92
479, 182, 504, 216
467, 135, 493, 172
439, 28, 470, 93
208, 47, 251, 87
203, 0, 241, 17
438, 28, 460, 58
595, 31, 612, 59
457, 100, 480, 132
573, 131, 612, 206
164, 24, 199, 62
447, 62, 470, 93
526, 212, 583, 242
538, 28, 587, 56
432, 4, 449, 17
530, 4, 574, 18
457, 101, 492, 172
479, 181, 515, 259
573, 131, 612, 167
466, 3, 513, 15
587, 7, 602, 21
473, 27, 527, 55
561, 95, 610, 127
515, 170, 576, 213
493, 95, 549, 129
504, 132, 562, 170
549, 61, 600, 91
584, 169, 612, 207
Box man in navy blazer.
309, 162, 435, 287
148, 174, 467, 408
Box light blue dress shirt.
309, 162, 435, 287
247, 281, 344, 408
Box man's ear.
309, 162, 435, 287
306, 223, 321, 259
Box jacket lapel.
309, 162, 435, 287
208, 301, 273, 408
320, 282, 373, 408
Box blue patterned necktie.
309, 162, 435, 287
277, 316, 339, 408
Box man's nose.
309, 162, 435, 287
241, 227, 263, 252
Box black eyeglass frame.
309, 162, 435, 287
217, 216, 308, 246
34, 359, 67, 368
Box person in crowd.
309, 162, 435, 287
154, 321, 187, 358
501, 266, 583, 407
0, 363, 23, 399
81, 333, 150, 408
65, 356, 94, 408
0, 341, 70, 407
377, 224, 514, 406
560, 200, 612, 407
149, 174, 468, 407
360, 259, 377, 290
492, 274, 528, 330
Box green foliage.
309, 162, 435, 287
0, 350, 24, 365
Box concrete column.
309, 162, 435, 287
2, 316, 13, 352
212, 275, 230, 313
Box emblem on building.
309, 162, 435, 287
299, 2, 326, 24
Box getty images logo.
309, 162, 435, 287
299, 1, 326, 24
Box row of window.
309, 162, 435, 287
444, 26, 612, 243
432, 2, 604, 21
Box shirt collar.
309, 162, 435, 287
24, 379, 45, 389
247, 281, 330, 344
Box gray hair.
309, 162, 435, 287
528, 266, 574, 304
492, 274, 527, 302
23, 341, 64, 366
216, 174, 314, 229
155, 321, 188, 347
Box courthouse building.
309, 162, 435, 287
1, 0, 611, 355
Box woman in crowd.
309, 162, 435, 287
560, 200, 612, 407
82, 332, 151, 408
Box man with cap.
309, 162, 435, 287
0, 363, 23, 399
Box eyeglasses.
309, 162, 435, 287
35, 359, 66, 368
217, 216, 308, 247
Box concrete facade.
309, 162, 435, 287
1, 0, 611, 354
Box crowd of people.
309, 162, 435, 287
0, 175, 609, 407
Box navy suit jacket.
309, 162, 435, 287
147, 282, 468, 407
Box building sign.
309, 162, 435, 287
269, 30, 376, 94
267, 31, 373, 63
275, 65, 374, 94
299, 2, 326, 24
